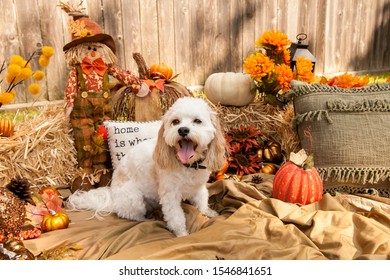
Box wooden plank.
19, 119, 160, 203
157, 0, 176, 70
216, 0, 232, 72
203, 0, 219, 79
311, 0, 327, 74
173, 0, 190, 85
188, 0, 205, 84
12, 0, 46, 103
85, 0, 104, 24
229, 0, 244, 73
242, 0, 256, 60
0, 0, 22, 104
0, 0, 20, 60
37, 0, 68, 101
255, 0, 278, 34
102, 0, 126, 68
121, 0, 142, 72
139, 0, 159, 69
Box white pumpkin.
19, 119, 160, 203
204, 72, 256, 106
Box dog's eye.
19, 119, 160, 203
172, 119, 180, 126
194, 119, 202, 124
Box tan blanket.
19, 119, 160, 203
24, 174, 390, 260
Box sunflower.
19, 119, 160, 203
225, 124, 261, 153
224, 125, 263, 177
227, 142, 261, 177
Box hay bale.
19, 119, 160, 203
0, 106, 79, 190
211, 100, 300, 156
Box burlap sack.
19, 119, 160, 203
290, 83, 390, 196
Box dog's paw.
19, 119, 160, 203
173, 229, 189, 237
168, 223, 189, 237
203, 208, 218, 218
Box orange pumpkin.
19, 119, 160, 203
0, 118, 14, 137
272, 149, 323, 205
41, 211, 70, 232
149, 63, 173, 80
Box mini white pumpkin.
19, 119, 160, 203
204, 72, 256, 106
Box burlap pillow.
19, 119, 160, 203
290, 83, 390, 196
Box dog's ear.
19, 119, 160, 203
153, 124, 179, 169
204, 110, 228, 172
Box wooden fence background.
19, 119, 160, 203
1, 0, 390, 104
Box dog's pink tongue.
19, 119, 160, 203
177, 140, 195, 164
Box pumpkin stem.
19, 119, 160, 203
288, 149, 315, 170
303, 154, 314, 170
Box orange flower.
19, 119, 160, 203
256, 30, 291, 54
243, 52, 274, 81
322, 73, 369, 88
282, 49, 291, 65
275, 64, 295, 92
296, 57, 315, 83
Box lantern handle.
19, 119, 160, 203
296, 33, 307, 44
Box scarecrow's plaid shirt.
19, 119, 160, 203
64, 64, 142, 109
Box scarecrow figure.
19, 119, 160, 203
61, 5, 148, 192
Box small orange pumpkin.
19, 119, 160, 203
149, 63, 173, 80
0, 118, 14, 137
272, 149, 323, 205
41, 211, 70, 232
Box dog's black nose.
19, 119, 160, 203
178, 127, 190, 137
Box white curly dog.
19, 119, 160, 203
67, 97, 227, 237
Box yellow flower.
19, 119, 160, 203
39, 55, 50, 67
41, 46, 54, 57
10, 55, 24, 66
6, 73, 19, 84
296, 57, 315, 83
243, 52, 274, 80
28, 83, 41, 95
33, 70, 45, 81
275, 64, 295, 92
19, 67, 33, 80
7, 64, 22, 77
80, 30, 92, 37
0, 91, 16, 105
256, 30, 291, 54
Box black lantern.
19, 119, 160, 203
289, 33, 316, 72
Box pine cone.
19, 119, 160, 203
6, 176, 34, 205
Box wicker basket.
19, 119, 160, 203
290, 83, 390, 196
